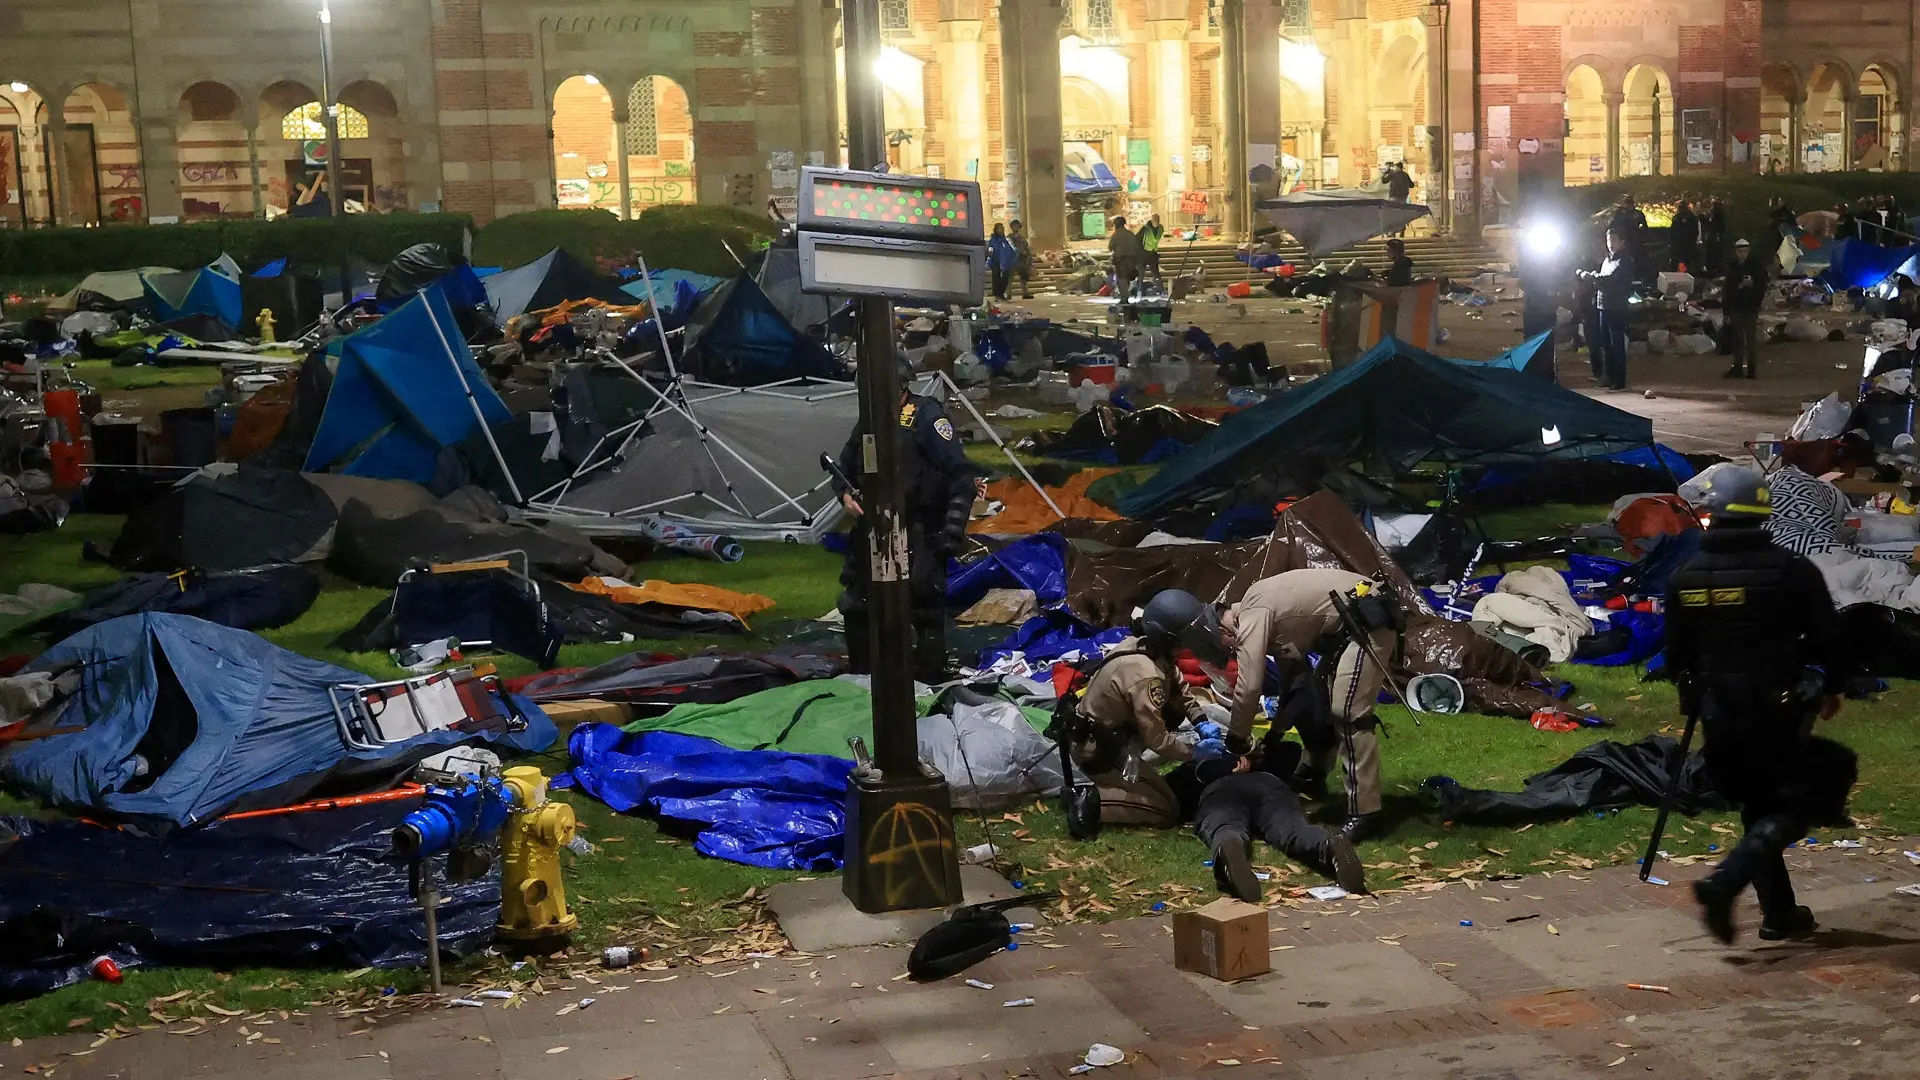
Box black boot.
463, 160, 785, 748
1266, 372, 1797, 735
1693, 874, 1738, 945
1339, 813, 1383, 844
1757, 905, 1818, 941
1321, 833, 1368, 894
1211, 833, 1262, 903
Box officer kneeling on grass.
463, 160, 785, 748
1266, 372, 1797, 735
1052, 590, 1235, 832
1667, 464, 1859, 944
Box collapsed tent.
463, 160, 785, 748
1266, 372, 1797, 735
682, 272, 848, 385
304, 285, 514, 487
33, 565, 321, 640
105, 466, 337, 572
619, 267, 729, 317
47, 267, 175, 314
1121, 337, 1656, 517
753, 246, 840, 337
1429, 735, 1728, 825
1820, 237, 1920, 291
513, 648, 843, 710
485, 248, 634, 326
1257, 191, 1431, 258
1017, 404, 1218, 465
0, 802, 499, 999
1, 613, 557, 830
537, 378, 859, 541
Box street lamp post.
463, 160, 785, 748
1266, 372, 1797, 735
318, 0, 345, 216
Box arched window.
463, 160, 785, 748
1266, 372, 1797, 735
281, 101, 370, 140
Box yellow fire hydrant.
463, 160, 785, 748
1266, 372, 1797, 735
496, 766, 579, 942
256, 308, 277, 343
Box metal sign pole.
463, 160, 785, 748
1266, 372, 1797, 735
837, 0, 962, 914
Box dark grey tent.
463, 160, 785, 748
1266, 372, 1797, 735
1120, 335, 1655, 517
105, 466, 337, 572
485, 248, 635, 325
755, 245, 839, 335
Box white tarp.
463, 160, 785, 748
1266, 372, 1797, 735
917, 698, 1063, 810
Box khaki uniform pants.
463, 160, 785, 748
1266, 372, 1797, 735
1087, 765, 1180, 828
1305, 631, 1390, 817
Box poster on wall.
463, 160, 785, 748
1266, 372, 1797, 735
1486, 106, 1511, 140
1686, 139, 1714, 165
556, 178, 590, 207
1127, 139, 1151, 166
1627, 140, 1652, 175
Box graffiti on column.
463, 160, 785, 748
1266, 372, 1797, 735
105, 165, 143, 189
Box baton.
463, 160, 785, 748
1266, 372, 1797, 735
1638, 706, 1700, 882
1329, 590, 1418, 726
819, 452, 862, 503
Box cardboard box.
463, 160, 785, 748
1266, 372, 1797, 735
1172, 897, 1270, 982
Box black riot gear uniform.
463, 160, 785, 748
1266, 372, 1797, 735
1664, 521, 1857, 944
832, 392, 982, 682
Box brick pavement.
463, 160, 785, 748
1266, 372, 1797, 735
6, 842, 1920, 1080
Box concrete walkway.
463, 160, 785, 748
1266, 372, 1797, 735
8, 841, 1920, 1080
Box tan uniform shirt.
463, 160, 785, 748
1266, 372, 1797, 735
1227, 569, 1371, 737
1075, 639, 1199, 763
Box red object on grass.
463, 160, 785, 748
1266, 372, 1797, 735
1529, 709, 1580, 733
89, 956, 123, 984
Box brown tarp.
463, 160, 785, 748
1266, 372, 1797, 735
1058, 489, 1556, 717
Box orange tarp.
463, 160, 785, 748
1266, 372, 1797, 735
569, 577, 776, 624
971, 468, 1125, 534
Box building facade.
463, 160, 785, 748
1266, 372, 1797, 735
0, 0, 1913, 247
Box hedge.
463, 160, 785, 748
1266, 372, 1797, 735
470, 204, 777, 278
1565, 172, 1920, 248
0, 213, 475, 277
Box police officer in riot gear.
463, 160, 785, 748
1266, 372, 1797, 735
1666, 464, 1857, 944
832, 361, 983, 683
1053, 589, 1223, 831
1223, 568, 1406, 843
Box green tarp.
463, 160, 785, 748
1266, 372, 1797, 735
620, 680, 1049, 759
1119, 334, 1654, 516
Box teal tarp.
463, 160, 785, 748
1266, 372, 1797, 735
1120, 335, 1654, 516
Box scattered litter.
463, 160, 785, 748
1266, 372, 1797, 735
1505, 914, 1541, 924
448, 998, 483, 1008
1626, 983, 1670, 994
546, 1046, 570, 1055
1895, 884, 1920, 897
1298, 1000, 1331, 1008
1607, 1056, 1627, 1067
1459, 920, 1474, 927
1547, 925, 1560, 936
477, 989, 515, 1000
1645, 876, 1669, 886
1217, 1059, 1242, 1066
965, 979, 995, 990
1903, 851, 1920, 865
1083, 1043, 1126, 1068
577, 997, 596, 1009
604, 945, 645, 968
1306, 886, 1349, 902
1004, 998, 1036, 1008
1833, 839, 1862, 849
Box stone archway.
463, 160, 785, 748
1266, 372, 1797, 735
1855, 64, 1900, 170
1369, 34, 1425, 193
60, 83, 141, 224
551, 73, 620, 213
176, 80, 249, 219
1564, 64, 1609, 186
1803, 62, 1850, 172
1759, 63, 1800, 173
0, 81, 50, 227
1621, 63, 1674, 176
623, 75, 696, 216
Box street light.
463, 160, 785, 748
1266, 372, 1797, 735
317, 0, 345, 217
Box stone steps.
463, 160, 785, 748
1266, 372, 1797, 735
1029, 236, 1505, 288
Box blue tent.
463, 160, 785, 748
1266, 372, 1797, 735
1464, 330, 1555, 374
1820, 237, 1920, 291
1120, 337, 1655, 516
304, 284, 512, 484
143, 259, 243, 330
684, 273, 849, 385
2, 613, 557, 830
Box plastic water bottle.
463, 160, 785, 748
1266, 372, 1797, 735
963, 842, 999, 864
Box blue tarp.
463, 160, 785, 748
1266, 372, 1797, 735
947, 534, 1070, 610
1120, 337, 1656, 516
1819, 237, 1920, 291
620, 268, 728, 313
304, 284, 512, 484
1461, 331, 1554, 375
251, 258, 289, 278
560, 724, 849, 870
980, 609, 1130, 668
3, 613, 558, 830
1066, 162, 1121, 195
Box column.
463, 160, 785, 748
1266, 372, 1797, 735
1244, 0, 1280, 203
1009, 0, 1065, 249
1220, 0, 1248, 238
799, 0, 842, 168
1787, 93, 1803, 172
1841, 89, 1857, 170
612, 101, 633, 220
47, 115, 70, 225
1143, 0, 1191, 208
939, 5, 988, 187
247, 124, 266, 217
1333, 8, 1369, 188
1605, 91, 1623, 179
1423, 6, 1448, 227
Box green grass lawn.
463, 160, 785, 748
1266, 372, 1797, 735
5, 495, 1919, 1040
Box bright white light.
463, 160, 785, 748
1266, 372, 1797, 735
1540, 425, 1563, 447
1524, 222, 1564, 257
7, 82, 28, 94
874, 47, 921, 92
1280, 41, 1325, 87
582, 74, 600, 86
318, 7, 331, 23
1864, 345, 1882, 381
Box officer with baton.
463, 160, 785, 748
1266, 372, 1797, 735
1660, 464, 1857, 944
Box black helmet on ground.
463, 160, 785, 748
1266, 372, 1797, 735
1679, 462, 1773, 524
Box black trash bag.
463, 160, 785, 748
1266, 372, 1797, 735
906, 893, 1057, 981
1392, 513, 1473, 586
0, 802, 499, 1000
377, 243, 455, 303
1429, 735, 1726, 826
